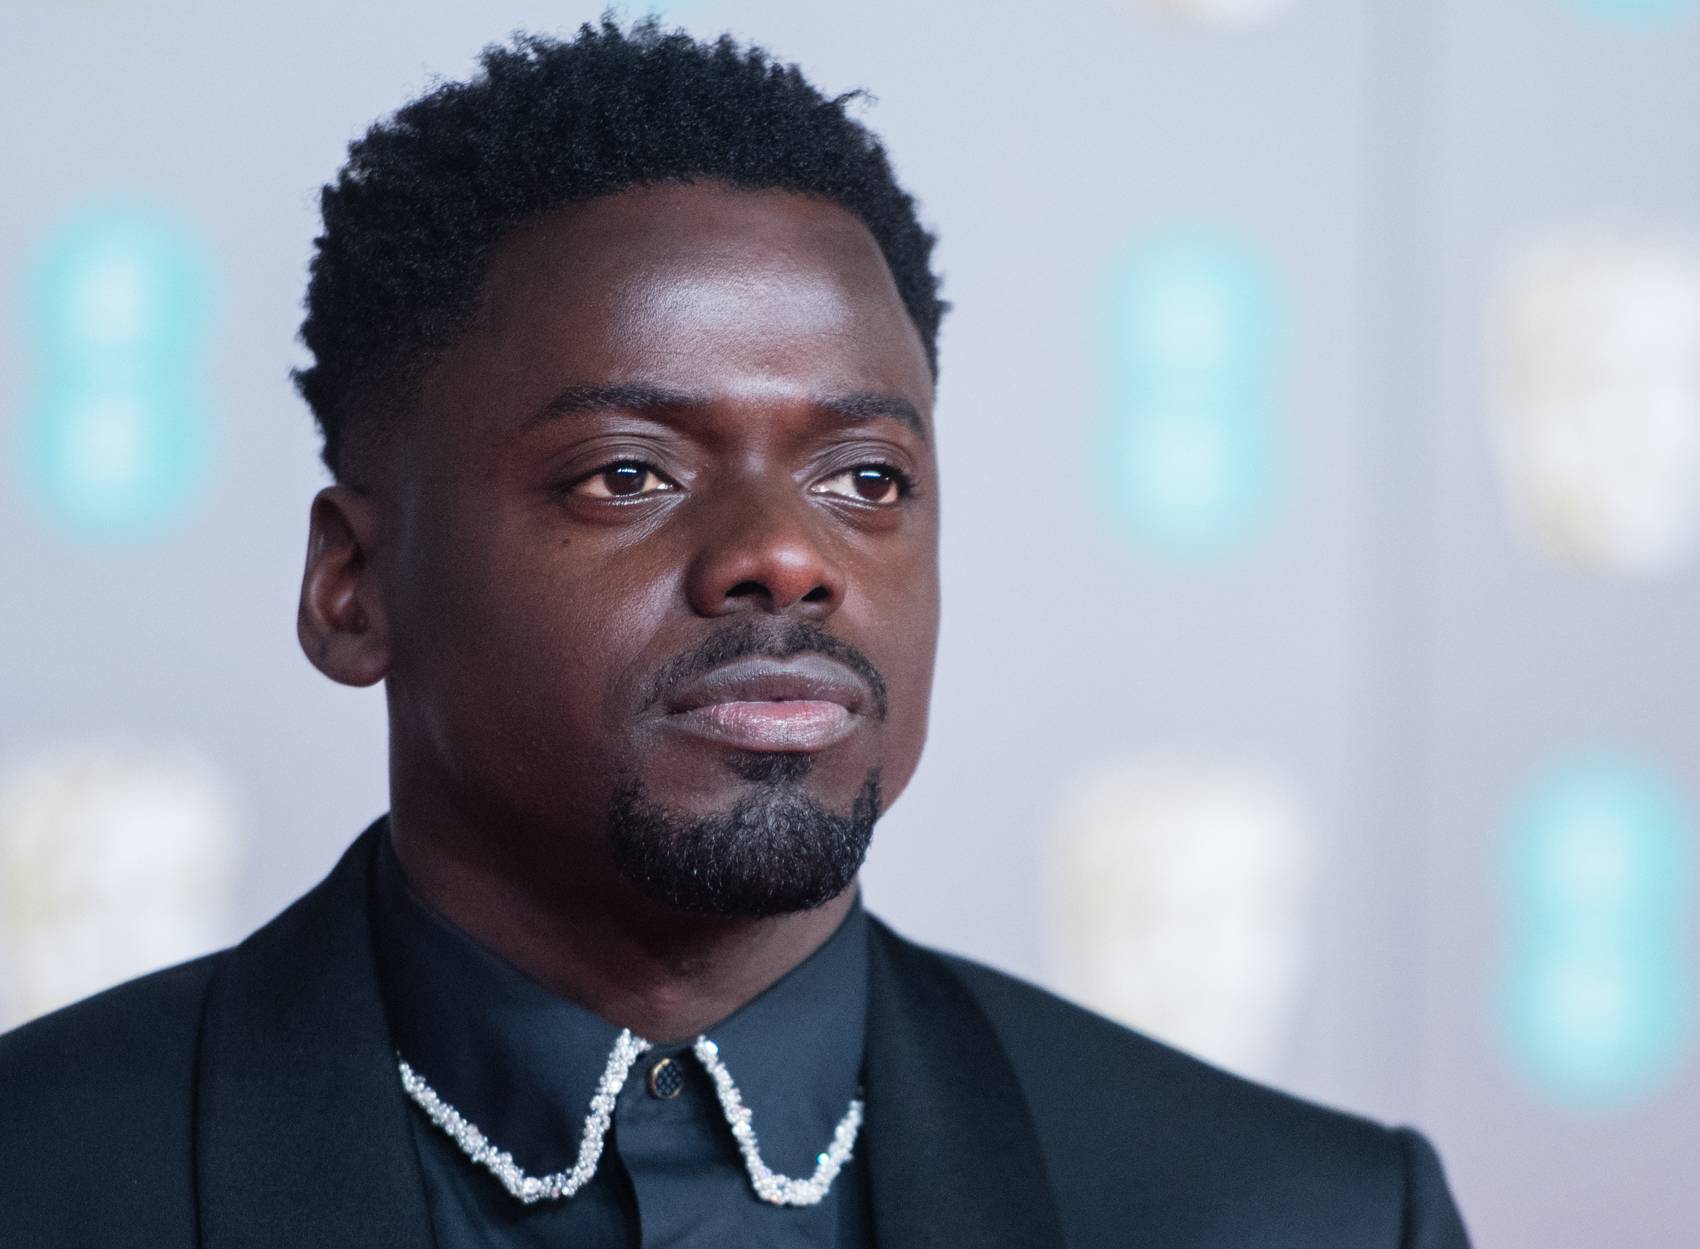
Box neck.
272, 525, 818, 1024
386, 802, 857, 1045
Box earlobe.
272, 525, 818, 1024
297, 485, 391, 687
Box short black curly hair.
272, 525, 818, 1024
293, 16, 946, 482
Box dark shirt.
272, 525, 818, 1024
370, 833, 871, 1248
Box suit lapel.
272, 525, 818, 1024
191, 827, 1064, 1246
195, 819, 434, 1249
862, 917, 1066, 1249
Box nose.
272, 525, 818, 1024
683, 479, 847, 621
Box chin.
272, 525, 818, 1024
723, 750, 816, 786
604, 765, 882, 917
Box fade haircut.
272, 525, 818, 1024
292, 16, 946, 482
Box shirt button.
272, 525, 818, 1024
647, 1056, 684, 1100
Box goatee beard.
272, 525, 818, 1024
606, 760, 881, 916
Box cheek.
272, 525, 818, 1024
861, 561, 939, 770
489, 528, 693, 744
885, 642, 936, 750
864, 665, 933, 812
393, 506, 646, 747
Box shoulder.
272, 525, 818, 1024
0, 953, 223, 1244
0, 952, 220, 1094
946, 949, 1385, 1131
879, 922, 1468, 1248
942, 948, 1395, 1145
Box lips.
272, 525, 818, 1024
661, 655, 870, 752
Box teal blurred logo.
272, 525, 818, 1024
1566, 0, 1696, 24
1498, 754, 1695, 1108
20, 204, 213, 541
1099, 228, 1288, 561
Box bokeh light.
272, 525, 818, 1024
1132, 0, 1299, 32
0, 742, 243, 1030
1498, 754, 1695, 1108
1099, 228, 1289, 561
1564, 0, 1698, 26
20, 204, 213, 542
1485, 228, 1700, 578
1047, 749, 1316, 1080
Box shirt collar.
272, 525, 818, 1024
370, 827, 869, 1171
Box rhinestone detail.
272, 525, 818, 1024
397, 1029, 864, 1209
398, 1028, 651, 1204
693, 1036, 864, 1207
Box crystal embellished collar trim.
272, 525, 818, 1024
397, 1027, 865, 1208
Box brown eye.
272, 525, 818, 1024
573, 462, 673, 500
814, 465, 907, 506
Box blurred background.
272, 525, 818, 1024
3, 0, 1697, 1243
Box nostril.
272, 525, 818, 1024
711, 574, 837, 615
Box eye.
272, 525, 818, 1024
570, 461, 677, 500
812, 464, 911, 506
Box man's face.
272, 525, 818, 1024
372, 182, 939, 914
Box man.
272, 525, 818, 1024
0, 19, 1471, 1247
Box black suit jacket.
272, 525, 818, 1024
0, 824, 1471, 1247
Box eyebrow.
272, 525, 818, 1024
529, 383, 703, 424
527, 383, 929, 443
815, 391, 928, 442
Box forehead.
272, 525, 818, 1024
429, 182, 933, 429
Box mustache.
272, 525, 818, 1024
639, 619, 889, 721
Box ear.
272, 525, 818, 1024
297, 485, 390, 687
